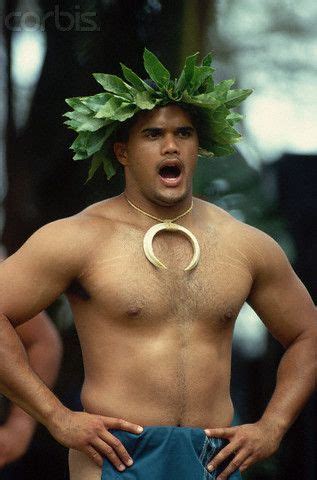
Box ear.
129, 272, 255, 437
113, 142, 128, 166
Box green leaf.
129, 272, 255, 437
71, 124, 118, 161
183, 92, 220, 109
81, 93, 112, 112
201, 76, 214, 93
64, 111, 107, 132
63, 110, 86, 121
176, 52, 199, 92
95, 98, 138, 121
225, 88, 253, 108
70, 131, 91, 158
202, 52, 213, 67
212, 126, 241, 144
86, 149, 117, 182
84, 125, 114, 156
184, 52, 199, 81
86, 151, 103, 181
103, 155, 116, 180
210, 144, 235, 156
73, 151, 88, 160
165, 88, 182, 101
143, 48, 170, 88
120, 63, 154, 92
227, 112, 243, 125
111, 103, 138, 122
64, 118, 82, 130
214, 79, 235, 101
77, 117, 107, 132
190, 66, 215, 94
95, 97, 125, 118
198, 147, 214, 158
65, 97, 92, 114
93, 73, 133, 99
210, 105, 230, 124
199, 137, 235, 157
134, 91, 158, 109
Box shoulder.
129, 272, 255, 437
195, 197, 289, 276
27, 196, 124, 249
195, 196, 243, 230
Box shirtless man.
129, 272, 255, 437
0, 51, 316, 480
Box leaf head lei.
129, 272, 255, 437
64, 48, 253, 181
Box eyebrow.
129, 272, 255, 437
141, 126, 195, 134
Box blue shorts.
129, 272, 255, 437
102, 425, 241, 479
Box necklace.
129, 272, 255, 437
125, 196, 200, 271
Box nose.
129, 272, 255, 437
161, 133, 180, 156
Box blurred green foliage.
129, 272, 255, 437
193, 152, 296, 262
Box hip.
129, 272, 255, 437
69, 425, 241, 480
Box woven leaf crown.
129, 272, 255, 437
64, 48, 253, 181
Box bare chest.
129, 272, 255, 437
76, 225, 253, 327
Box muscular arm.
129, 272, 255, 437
0, 219, 143, 470
0, 221, 78, 426
205, 228, 317, 480
248, 233, 317, 433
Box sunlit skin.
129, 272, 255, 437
114, 105, 199, 214
0, 105, 316, 480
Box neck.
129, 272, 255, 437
123, 190, 194, 222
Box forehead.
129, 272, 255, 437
130, 105, 195, 133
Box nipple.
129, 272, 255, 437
224, 309, 234, 321
127, 306, 142, 316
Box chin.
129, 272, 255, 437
151, 189, 190, 206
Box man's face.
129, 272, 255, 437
115, 105, 199, 206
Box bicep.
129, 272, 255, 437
0, 222, 79, 326
247, 234, 317, 348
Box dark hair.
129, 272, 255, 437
114, 103, 203, 144
114, 112, 142, 143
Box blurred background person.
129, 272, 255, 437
0, 250, 63, 478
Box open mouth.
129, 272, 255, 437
159, 165, 182, 179
157, 159, 183, 187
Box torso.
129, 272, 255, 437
66, 194, 254, 429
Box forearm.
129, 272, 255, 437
259, 333, 317, 437
0, 313, 67, 430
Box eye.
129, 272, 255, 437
145, 129, 161, 139
177, 128, 192, 138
